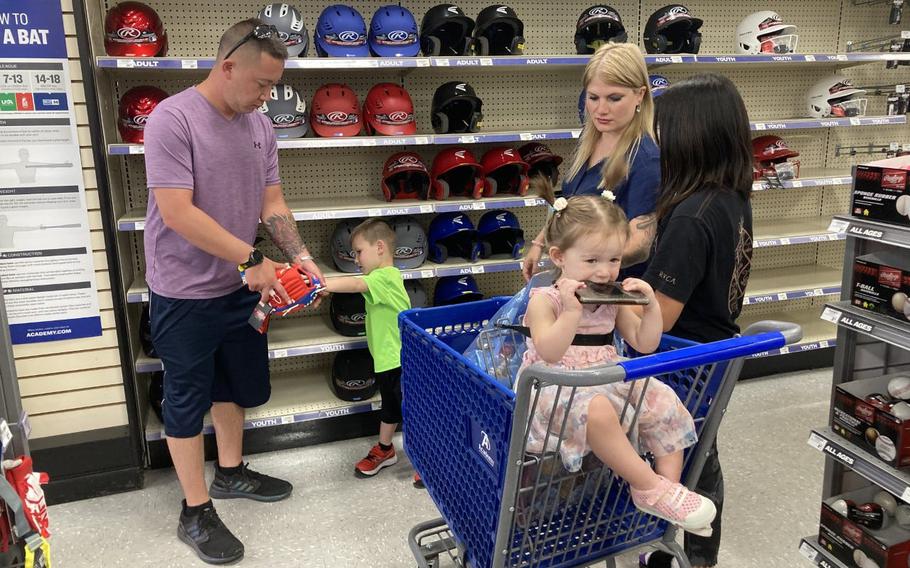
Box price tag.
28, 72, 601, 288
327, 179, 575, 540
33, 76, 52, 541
902, 31, 910, 39
804, 55, 816, 62
570, 129, 582, 138
368, 208, 382, 217
827, 219, 849, 233
897, 84, 907, 94
778, 292, 788, 301
419, 204, 434, 214
272, 349, 288, 359
459, 135, 477, 144
525, 198, 542, 207
414, 137, 429, 145
435, 58, 450, 67
134, 221, 145, 231
141, 293, 149, 303
417, 59, 430, 67
820, 340, 830, 348
850, 118, 861, 126
813, 288, 824, 297
754, 123, 766, 131
790, 180, 803, 188
480, 58, 493, 66
670, 55, 683, 63
892, 142, 901, 151
902, 487, 910, 504
181, 59, 198, 69
116, 58, 135, 68
904, 144, 910, 152
808, 432, 828, 452
128, 145, 145, 155
371, 401, 382, 411
799, 541, 818, 562
471, 265, 485, 274
837, 54, 849, 61
519, 133, 534, 141
361, 138, 377, 147
420, 269, 434, 279
779, 237, 790, 245
820, 307, 842, 324
280, 416, 294, 425
472, 201, 487, 210
0, 420, 12, 456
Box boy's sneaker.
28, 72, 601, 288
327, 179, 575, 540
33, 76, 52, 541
177, 501, 244, 565
354, 444, 398, 477
630, 475, 716, 537
209, 462, 293, 502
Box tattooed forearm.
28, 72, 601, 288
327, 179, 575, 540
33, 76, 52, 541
264, 211, 308, 262
621, 214, 656, 268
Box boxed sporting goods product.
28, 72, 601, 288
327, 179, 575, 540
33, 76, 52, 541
852, 155, 910, 227
832, 374, 910, 468
852, 251, 910, 324
819, 485, 910, 568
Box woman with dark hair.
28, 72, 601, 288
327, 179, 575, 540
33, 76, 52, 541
638, 73, 754, 568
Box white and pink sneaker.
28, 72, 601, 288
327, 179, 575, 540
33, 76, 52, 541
630, 475, 716, 537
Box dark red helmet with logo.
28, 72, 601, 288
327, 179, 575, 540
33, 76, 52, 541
310, 83, 361, 137
382, 152, 430, 201
480, 146, 529, 197
430, 147, 483, 200
118, 85, 169, 143
104, 1, 168, 57
363, 83, 417, 136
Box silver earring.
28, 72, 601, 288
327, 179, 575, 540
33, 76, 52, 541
635, 104, 641, 113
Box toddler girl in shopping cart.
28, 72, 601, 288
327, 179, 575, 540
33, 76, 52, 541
517, 182, 716, 537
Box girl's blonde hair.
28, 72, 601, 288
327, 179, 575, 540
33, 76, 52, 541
532, 177, 629, 255
568, 42, 654, 193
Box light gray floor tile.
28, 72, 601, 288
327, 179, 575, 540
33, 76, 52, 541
48, 367, 833, 567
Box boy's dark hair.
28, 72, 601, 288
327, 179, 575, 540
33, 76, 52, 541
217, 18, 288, 61
352, 218, 396, 249
653, 73, 752, 220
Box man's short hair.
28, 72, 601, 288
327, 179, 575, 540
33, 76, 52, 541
217, 18, 288, 61
351, 219, 396, 249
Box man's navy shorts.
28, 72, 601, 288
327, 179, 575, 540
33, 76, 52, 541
149, 286, 270, 438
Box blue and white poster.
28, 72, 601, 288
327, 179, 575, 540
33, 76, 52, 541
0, 0, 103, 344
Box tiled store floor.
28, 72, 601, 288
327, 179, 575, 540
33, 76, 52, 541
48, 368, 830, 567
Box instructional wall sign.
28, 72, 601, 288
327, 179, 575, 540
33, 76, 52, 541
0, 0, 103, 343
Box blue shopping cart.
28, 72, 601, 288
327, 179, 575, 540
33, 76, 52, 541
401, 297, 801, 568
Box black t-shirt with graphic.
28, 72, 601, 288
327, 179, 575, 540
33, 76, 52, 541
642, 188, 753, 344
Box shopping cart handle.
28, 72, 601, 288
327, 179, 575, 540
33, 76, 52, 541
742, 320, 803, 344
522, 322, 801, 386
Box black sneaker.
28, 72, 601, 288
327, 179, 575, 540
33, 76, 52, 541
209, 462, 293, 503
177, 501, 244, 565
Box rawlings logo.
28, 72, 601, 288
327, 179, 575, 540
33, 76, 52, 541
338, 313, 366, 324
589, 7, 611, 16
133, 114, 149, 126
388, 111, 410, 122
882, 170, 907, 190
273, 114, 296, 124
386, 30, 410, 42
398, 155, 420, 164
343, 379, 369, 388
651, 77, 669, 87
759, 15, 783, 29
396, 246, 423, 258
668, 5, 689, 16
117, 27, 142, 39
338, 30, 362, 42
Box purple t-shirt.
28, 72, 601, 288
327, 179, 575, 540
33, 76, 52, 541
143, 87, 280, 299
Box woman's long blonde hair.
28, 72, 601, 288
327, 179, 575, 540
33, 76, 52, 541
568, 42, 655, 192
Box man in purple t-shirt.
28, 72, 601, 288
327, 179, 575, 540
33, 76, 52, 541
143, 19, 324, 565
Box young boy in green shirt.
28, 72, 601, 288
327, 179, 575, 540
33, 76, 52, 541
324, 218, 411, 476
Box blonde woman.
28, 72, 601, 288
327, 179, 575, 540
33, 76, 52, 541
523, 42, 659, 281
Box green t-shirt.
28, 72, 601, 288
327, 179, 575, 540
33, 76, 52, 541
361, 266, 411, 373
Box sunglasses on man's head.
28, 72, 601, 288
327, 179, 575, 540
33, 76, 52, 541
224, 24, 279, 60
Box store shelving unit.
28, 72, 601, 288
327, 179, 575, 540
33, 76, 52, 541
79, 0, 910, 461
799, 536, 850, 568
799, 184, 910, 561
